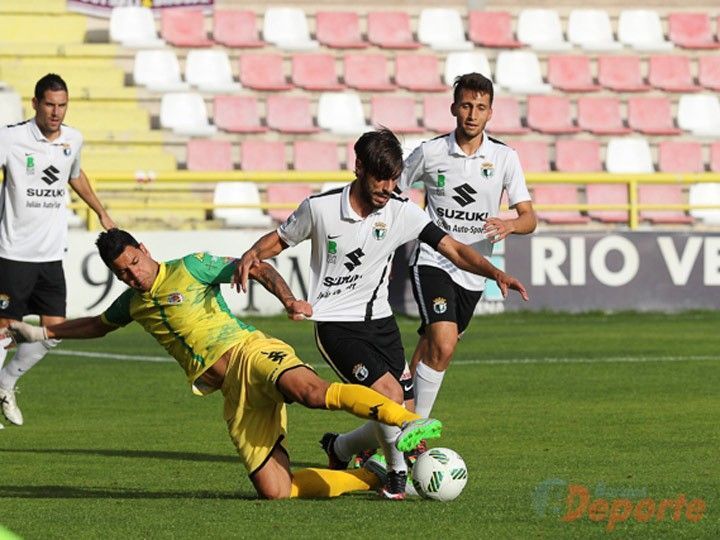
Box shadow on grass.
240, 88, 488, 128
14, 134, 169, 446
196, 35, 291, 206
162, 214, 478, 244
0, 484, 258, 500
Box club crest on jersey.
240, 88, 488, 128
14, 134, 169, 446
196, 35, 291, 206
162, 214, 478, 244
0, 294, 10, 310
373, 222, 388, 240
167, 292, 184, 305
352, 363, 369, 382
61, 144, 72, 157
432, 297, 448, 314
481, 161, 495, 178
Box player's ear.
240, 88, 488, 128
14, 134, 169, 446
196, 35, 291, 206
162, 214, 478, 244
139, 243, 150, 256
354, 158, 363, 178
450, 102, 458, 118
31, 97, 38, 112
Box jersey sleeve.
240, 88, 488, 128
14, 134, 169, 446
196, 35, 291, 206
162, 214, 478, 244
277, 197, 313, 247
396, 199, 432, 245
398, 143, 426, 192
0, 129, 9, 167
100, 288, 134, 327
503, 149, 531, 207
70, 133, 82, 180
182, 252, 237, 284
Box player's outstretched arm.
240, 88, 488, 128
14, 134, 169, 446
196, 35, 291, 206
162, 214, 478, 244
233, 231, 288, 293
1, 316, 117, 346
247, 261, 312, 321
482, 201, 537, 243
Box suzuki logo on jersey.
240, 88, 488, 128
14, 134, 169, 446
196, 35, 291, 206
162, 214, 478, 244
41, 165, 61, 185
344, 248, 365, 271
452, 183, 478, 207
437, 207, 489, 222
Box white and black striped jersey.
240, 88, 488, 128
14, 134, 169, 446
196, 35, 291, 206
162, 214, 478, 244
399, 131, 531, 291
0, 119, 82, 262
278, 183, 434, 322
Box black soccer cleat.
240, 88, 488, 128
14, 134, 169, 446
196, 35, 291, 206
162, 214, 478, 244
319, 432, 350, 470
380, 470, 408, 500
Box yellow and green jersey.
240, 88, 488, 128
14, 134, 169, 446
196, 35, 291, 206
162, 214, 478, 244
101, 252, 256, 392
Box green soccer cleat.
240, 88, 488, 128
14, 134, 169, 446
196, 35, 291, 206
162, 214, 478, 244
395, 418, 442, 453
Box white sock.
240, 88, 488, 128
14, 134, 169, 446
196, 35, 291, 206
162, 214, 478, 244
0, 337, 10, 370
334, 421, 378, 462
373, 422, 407, 473
413, 361, 446, 418
0, 340, 58, 390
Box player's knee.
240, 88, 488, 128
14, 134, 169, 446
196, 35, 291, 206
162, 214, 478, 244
280, 371, 329, 409
371, 375, 403, 404
256, 484, 291, 500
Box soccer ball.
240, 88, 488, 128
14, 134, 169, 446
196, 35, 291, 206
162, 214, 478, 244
411, 447, 468, 501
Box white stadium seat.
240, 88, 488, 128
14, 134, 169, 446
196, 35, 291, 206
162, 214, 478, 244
185, 50, 241, 93
677, 94, 720, 137
606, 137, 654, 173
263, 7, 318, 50
517, 9, 572, 51
567, 9, 623, 51
689, 183, 720, 224
133, 50, 188, 92
159, 92, 217, 137
317, 92, 370, 135
0, 91, 23, 126
418, 8, 473, 51
618, 9, 673, 51
213, 182, 273, 228
110, 6, 164, 48
444, 52, 492, 86
495, 51, 552, 94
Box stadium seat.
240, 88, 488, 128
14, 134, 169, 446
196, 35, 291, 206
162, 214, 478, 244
0, 91, 23, 125
423, 95, 456, 133
577, 97, 630, 135
213, 95, 266, 133
345, 142, 357, 168
567, 9, 622, 51
555, 140, 602, 172
487, 97, 529, 135
627, 97, 681, 135
598, 56, 650, 92
618, 9, 673, 51
689, 183, 720, 224
0, 13, 86, 44
526, 95, 580, 134
677, 94, 720, 136
366, 11, 419, 49
315, 11, 366, 49
712, 142, 720, 172
517, 9, 571, 51
159, 93, 216, 137
668, 12, 720, 49
606, 137, 654, 173
400, 137, 427, 159
507, 140, 549, 172
418, 8, 473, 51
185, 50, 240, 93
240, 140, 286, 171
291, 54, 343, 91
495, 51, 552, 94
213, 9, 264, 47
639, 185, 694, 224
547, 55, 600, 92
444, 52, 492, 87
698, 56, 720, 91
109, 6, 164, 48
186, 139, 233, 171
161, 9, 212, 47
213, 182, 273, 228
266, 95, 319, 134
239, 54, 292, 91
343, 54, 395, 91
468, 11, 522, 48
293, 141, 340, 171
370, 96, 422, 134
586, 184, 629, 223
266, 184, 314, 223
317, 92, 369, 134
133, 50, 188, 92
533, 185, 591, 224
658, 141, 704, 173
84, 145, 177, 173
648, 55, 699, 92
263, 7, 318, 50
395, 55, 446, 92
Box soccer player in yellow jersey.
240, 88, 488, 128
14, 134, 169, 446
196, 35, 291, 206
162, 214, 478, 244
1, 229, 442, 499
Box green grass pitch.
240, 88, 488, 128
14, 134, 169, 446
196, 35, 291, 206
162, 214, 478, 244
1, 311, 718, 539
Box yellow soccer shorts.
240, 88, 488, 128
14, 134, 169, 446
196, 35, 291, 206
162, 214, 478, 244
220, 331, 313, 475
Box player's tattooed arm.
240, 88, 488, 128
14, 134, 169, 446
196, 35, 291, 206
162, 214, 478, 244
248, 261, 312, 321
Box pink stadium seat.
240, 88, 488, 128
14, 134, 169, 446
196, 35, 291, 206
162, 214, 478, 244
266, 95, 319, 134
213, 95, 266, 133
239, 54, 292, 91
161, 9, 212, 47
187, 139, 233, 171
577, 97, 631, 135
533, 184, 591, 224
423, 95, 456, 133
240, 140, 286, 171
639, 185, 694, 224
486, 97, 529, 135
547, 55, 600, 92
712, 142, 720, 172
213, 9, 264, 47
598, 56, 650, 92
627, 97, 681, 135
507, 140, 550, 172
648, 56, 700, 92
555, 140, 602, 172
698, 56, 720, 91
668, 12, 720, 49
344, 54, 395, 91
266, 184, 314, 222
293, 141, 340, 171
586, 184, 629, 223
498, 192, 518, 221
346, 141, 356, 168
371, 96, 422, 133
658, 141, 704, 173
395, 55, 446, 92
367, 11, 419, 49
291, 54, 343, 91
316, 11, 367, 49
468, 11, 522, 48
526, 95, 580, 134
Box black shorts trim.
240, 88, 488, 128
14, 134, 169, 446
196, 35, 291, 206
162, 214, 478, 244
248, 435, 287, 478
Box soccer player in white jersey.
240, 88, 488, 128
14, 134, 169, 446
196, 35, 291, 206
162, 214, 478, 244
398, 73, 537, 441
235, 128, 529, 499
0, 73, 115, 428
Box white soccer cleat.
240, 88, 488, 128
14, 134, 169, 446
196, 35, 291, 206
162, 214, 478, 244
0, 387, 24, 426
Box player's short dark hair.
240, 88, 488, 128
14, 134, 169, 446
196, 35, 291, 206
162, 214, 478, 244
34, 73, 68, 102
453, 72, 494, 106
96, 229, 141, 268
353, 128, 403, 181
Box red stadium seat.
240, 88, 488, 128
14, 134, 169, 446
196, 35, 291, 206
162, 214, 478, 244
658, 141, 704, 173
239, 54, 292, 91
468, 11, 522, 48
423, 95, 455, 133
712, 142, 720, 172
648, 55, 700, 92
668, 12, 720, 49
533, 185, 591, 224
266, 95, 319, 134
526, 95, 580, 134
213, 10, 264, 47
240, 140, 286, 171
598, 56, 650, 92
213, 95, 266, 133
187, 139, 233, 171
586, 184, 629, 223
315, 11, 367, 48
639, 185, 694, 224
698, 56, 720, 91
346, 141, 356, 169
627, 97, 681, 135
487, 97, 529, 135
266, 184, 314, 223
291, 54, 343, 91
555, 140, 602, 172
344, 54, 395, 91
367, 11, 419, 49
371, 96, 422, 133
395, 55, 446, 92
507, 140, 550, 172
293, 141, 340, 171
577, 97, 631, 135
161, 9, 212, 47
547, 55, 600, 92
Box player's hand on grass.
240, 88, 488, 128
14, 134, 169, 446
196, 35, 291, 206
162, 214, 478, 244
494, 271, 529, 301
0, 321, 48, 346
232, 252, 260, 293
285, 299, 312, 321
